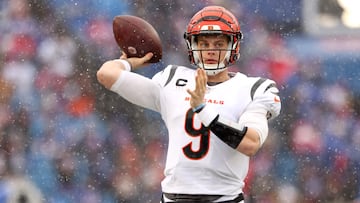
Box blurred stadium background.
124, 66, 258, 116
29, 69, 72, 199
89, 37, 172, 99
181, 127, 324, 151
0, 0, 359, 202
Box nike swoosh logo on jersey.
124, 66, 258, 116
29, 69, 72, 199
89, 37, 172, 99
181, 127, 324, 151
274, 96, 281, 102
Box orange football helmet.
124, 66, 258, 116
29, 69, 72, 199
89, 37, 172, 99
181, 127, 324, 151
184, 6, 243, 75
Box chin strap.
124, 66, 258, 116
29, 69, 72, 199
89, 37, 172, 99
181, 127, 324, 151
201, 64, 227, 76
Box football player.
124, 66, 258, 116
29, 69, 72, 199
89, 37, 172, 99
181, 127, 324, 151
97, 5, 281, 203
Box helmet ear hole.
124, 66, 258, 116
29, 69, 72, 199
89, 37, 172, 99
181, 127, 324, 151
183, 32, 187, 39
231, 52, 239, 63
184, 32, 195, 65
188, 54, 194, 64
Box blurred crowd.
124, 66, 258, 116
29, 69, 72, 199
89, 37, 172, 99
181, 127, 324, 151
0, 0, 359, 203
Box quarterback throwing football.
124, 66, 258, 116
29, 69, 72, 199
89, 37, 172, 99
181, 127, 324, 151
97, 6, 281, 203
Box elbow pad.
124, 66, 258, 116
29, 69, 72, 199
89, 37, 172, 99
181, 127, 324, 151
209, 115, 248, 149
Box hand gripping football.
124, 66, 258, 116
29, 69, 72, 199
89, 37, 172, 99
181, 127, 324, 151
113, 15, 162, 63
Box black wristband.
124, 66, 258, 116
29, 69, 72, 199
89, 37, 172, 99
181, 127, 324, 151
209, 115, 248, 149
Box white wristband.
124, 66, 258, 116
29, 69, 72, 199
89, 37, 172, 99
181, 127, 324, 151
197, 105, 219, 127
113, 59, 131, 72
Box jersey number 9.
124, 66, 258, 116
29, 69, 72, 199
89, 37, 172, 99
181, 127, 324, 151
183, 109, 210, 160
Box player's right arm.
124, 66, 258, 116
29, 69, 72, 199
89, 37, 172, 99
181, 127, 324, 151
97, 52, 161, 112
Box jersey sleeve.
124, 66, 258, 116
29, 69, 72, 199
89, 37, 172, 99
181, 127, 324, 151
110, 70, 162, 112
151, 64, 178, 86
250, 78, 281, 120
239, 78, 281, 145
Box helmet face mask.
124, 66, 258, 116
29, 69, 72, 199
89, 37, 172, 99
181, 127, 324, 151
190, 34, 232, 75
184, 6, 243, 75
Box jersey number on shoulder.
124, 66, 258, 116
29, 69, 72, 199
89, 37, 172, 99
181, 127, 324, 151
183, 109, 210, 160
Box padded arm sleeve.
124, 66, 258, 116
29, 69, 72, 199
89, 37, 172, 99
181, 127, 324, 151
239, 108, 268, 146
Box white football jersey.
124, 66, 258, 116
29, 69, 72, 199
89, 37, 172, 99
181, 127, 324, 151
110, 65, 281, 195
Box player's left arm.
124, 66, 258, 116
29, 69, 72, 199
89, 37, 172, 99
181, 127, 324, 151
194, 79, 281, 156
187, 69, 281, 156
236, 79, 281, 155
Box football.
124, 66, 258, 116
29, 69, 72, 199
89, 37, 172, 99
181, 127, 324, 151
113, 15, 162, 63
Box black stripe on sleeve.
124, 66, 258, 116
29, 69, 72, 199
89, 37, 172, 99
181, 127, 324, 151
164, 65, 178, 87
264, 83, 276, 93
250, 78, 266, 100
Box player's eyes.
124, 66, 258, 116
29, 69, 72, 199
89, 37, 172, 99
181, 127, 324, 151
215, 43, 224, 48
198, 42, 226, 49
198, 42, 209, 48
